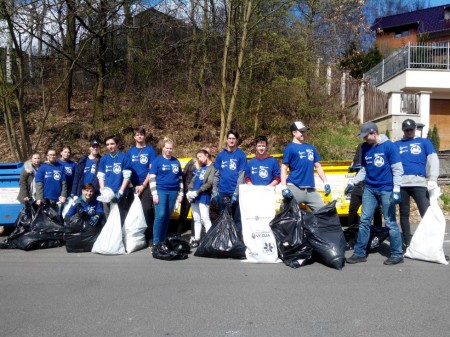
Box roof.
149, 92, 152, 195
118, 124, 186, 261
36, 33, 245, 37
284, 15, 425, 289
371, 4, 450, 34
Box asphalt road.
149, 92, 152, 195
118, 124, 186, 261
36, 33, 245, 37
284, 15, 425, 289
1, 225, 449, 337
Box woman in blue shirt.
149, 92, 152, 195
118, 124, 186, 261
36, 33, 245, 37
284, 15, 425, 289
58, 146, 77, 195
149, 138, 183, 246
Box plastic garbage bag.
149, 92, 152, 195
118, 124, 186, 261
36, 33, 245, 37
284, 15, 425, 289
92, 203, 126, 255
269, 198, 313, 268
0, 204, 64, 250
303, 201, 346, 270
64, 210, 101, 253
194, 207, 246, 259
61, 196, 75, 218
343, 224, 358, 251
405, 187, 448, 265
152, 237, 190, 261
97, 187, 115, 203
367, 225, 389, 250
239, 185, 280, 263
122, 194, 147, 253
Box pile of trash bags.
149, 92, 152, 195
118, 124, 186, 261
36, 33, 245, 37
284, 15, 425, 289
0, 202, 65, 251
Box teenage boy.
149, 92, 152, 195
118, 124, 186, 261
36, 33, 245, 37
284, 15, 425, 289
71, 139, 102, 197
245, 136, 280, 186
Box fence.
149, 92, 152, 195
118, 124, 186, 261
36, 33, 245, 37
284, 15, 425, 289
364, 42, 450, 86
363, 84, 388, 121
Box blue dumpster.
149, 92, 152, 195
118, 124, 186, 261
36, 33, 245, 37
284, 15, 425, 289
0, 162, 23, 226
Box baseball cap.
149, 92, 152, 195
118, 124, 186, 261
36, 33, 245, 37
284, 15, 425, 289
357, 121, 378, 138
90, 139, 101, 147
290, 121, 309, 132
402, 119, 417, 131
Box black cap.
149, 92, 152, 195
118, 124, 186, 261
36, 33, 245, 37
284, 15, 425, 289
357, 121, 378, 138
402, 119, 417, 131
290, 121, 309, 132
90, 139, 101, 147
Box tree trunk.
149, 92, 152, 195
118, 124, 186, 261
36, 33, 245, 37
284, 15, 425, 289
61, 0, 76, 115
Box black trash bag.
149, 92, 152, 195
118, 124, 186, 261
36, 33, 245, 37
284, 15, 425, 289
14, 232, 64, 251
64, 212, 101, 253
152, 237, 190, 261
194, 207, 246, 259
303, 201, 347, 270
269, 199, 313, 268
368, 225, 389, 250
343, 224, 359, 251
0, 203, 38, 249
31, 204, 64, 233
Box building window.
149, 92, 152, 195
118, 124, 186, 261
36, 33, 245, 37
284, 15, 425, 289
394, 30, 409, 38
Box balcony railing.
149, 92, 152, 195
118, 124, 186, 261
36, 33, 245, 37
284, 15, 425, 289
364, 42, 450, 86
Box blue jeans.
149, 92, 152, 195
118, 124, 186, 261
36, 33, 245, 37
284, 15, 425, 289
218, 192, 242, 232
153, 190, 178, 245
354, 187, 403, 258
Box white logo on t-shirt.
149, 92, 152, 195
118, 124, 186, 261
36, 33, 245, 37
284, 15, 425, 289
229, 159, 237, 170
113, 163, 122, 174
410, 143, 422, 155
374, 154, 384, 167
259, 167, 268, 179
53, 171, 61, 180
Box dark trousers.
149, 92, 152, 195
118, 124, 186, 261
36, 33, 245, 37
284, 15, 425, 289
218, 192, 241, 232
348, 183, 382, 228
399, 186, 430, 246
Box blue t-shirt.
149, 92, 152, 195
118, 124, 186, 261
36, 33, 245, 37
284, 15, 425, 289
126, 145, 157, 186
35, 162, 66, 201
245, 156, 280, 186
214, 148, 247, 194
150, 156, 182, 191
395, 137, 436, 176
82, 157, 98, 185
66, 198, 104, 219
97, 152, 131, 194
282, 142, 320, 187
362, 140, 401, 191
58, 160, 77, 194
192, 165, 210, 204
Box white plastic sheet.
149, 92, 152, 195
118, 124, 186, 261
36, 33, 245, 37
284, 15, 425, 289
97, 187, 115, 203
122, 194, 147, 253
92, 203, 126, 255
239, 184, 280, 263
405, 187, 448, 265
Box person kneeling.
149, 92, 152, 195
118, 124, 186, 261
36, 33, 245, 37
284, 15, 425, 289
65, 183, 105, 228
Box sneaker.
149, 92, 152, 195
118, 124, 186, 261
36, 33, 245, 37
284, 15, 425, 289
190, 240, 199, 248
383, 256, 404, 265
346, 254, 367, 264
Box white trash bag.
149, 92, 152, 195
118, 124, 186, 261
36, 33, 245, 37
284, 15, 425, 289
239, 184, 280, 263
92, 202, 126, 255
122, 194, 147, 253
405, 187, 448, 265
61, 196, 75, 218
97, 187, 115, 203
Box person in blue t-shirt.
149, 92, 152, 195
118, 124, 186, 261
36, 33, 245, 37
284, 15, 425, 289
186, 149, 215, 247
149, 138, 184, 246
395, 119, 439, 248
245, 136, 280, 186
280, 121, 331, 211
65, 183, 105, 227
35, 148, 67, 212
58, 146, 77, 196
71, 139, 102, 197
345, 121, 404, 266
97, 135, 131, 223
212, 129, 247, 232
126, 127, 157, 233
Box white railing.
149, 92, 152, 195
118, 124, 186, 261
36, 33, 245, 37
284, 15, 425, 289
364, 42, 450, 86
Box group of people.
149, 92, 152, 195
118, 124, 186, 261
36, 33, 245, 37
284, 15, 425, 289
17, 119, 439, 264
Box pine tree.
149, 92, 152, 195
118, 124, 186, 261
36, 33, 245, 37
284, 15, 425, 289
427, 125, 440, 151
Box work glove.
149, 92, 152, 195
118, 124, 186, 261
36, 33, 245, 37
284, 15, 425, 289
112, 191, 123, 203
211, 192, 219, 205
282, 188, 294, 200
344, 183, 354, 195
427, 180, 438, 191
324, 184, 331, 197
390, 191, 402, 204
231, 193, 238, 205
88, 215, 99, 226
186, 191, 198, 202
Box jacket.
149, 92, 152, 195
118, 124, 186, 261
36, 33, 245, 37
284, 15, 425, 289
188, 164, 215, 195
17, 160, 37, 203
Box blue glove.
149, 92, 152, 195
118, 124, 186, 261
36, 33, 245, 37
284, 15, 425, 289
112, 191, 123, 203
231, 193, 238, 205
324, 184, 331, 196
211, 192, 219, 205
282, 188, 294, 200
390, 191, 402, 204
344, 183, 354, 195
88, 215, 99, 226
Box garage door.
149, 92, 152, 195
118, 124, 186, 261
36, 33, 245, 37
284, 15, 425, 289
430, 99, 450, 151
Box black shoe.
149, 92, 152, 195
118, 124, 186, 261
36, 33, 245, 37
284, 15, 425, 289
346, 254, 367, 264
383, 256, 404, 265
190, 240, 199, 248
